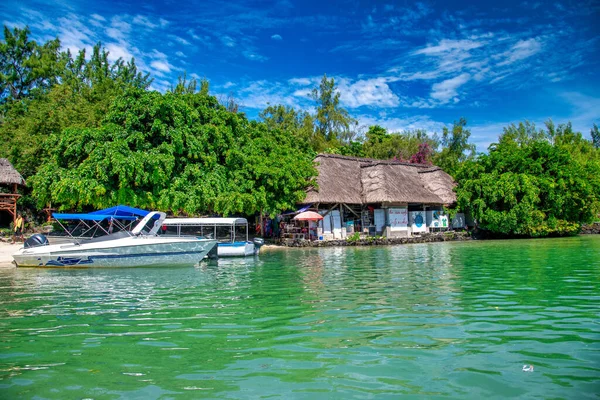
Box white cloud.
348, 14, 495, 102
337, 78, 399, 108
355, 114, 446, 136
89, 19, 104, 28
271, 34, 282, 40
558, 91, 600, 137
132, 15, 159, 29
150, 60, 173, 73
293, 88, 312, 97
149, 49, 167, 59
90, 14, 105, 22
414, 39, 484, 55
287, 75, 399, 108
242, 50, 267, 62
106, 16, 131, 41
238, 80, 304, 110
171, 35, 191, 46
288, 77, 314, 85
175, 51, 186, 58
105, 42, 134, 62
220, 35, 236, 47
55, 14, 96, 55
497, 38, 542, 66
223, 81, 236, 88
150, 78, 171, 93
469, 121, 509, 151
430, 73, 470, 103
187, 29, 200, 40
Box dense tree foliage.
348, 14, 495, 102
259, 104, 319, 149
0, 27, 151, 178
455, 121, 600, 237
30, 88, 316, 216
0, 26, 61, 102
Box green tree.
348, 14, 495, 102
0, 25, 62, 103
362, 125, 438, 162
311, 74, 356, 143
259, 104, 326, 151
592, 123, 600, 149
434, 117, 476, 175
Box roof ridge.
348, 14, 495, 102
317, 153, 434, 168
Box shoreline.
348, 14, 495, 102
1, 229, 597, 267
264, 231, 472, 248
0, 242, 20, 268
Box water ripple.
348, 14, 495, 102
0, 236, 599, 399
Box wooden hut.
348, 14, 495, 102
302, 154, 456, 239
0, 158, 26, 224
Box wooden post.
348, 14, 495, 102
13, 184, 18, 224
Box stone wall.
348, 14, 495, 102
278, 231, 471, 248
581, 222, 600, 234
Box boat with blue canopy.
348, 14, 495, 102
12, 206, 217, 268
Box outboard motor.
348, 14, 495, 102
24, 233, 50, 249
206, 243, 219, 260
253, 237, 265, 248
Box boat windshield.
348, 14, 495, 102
131, 212, 166, 236
87, 231, 131, 243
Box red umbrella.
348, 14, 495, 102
293, 211, 324, 221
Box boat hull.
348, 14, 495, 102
13, 237, 217, 268
217, 241, 258, 257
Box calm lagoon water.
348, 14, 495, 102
0, 236, 599, 399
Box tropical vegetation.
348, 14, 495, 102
1, 26, 599, 236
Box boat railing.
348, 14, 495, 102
163, 218, 250, 243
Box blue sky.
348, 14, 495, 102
2, 0, 599, 150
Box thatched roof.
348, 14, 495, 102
0, 158, 25, 186
304, 155, 364, 204
418, 167, 457, 205
303, 154, 456, 206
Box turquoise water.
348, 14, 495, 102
0, 236, 599, 399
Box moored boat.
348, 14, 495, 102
12, 211, 217, 267
162, 217, 264, 257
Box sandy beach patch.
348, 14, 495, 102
0, 242, 20, 268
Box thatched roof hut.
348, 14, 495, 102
303, 154, 456, 206
0, 158, 25, 187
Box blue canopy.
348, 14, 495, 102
53, 205, 150, 221
90, 205, 150, 218
52, 213, 137, 221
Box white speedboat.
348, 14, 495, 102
13, 211, 217, 268
162, 217, 264, 257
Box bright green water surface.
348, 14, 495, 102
1, 236, 599, 399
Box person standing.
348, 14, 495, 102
13, 213, 24, 243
